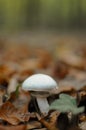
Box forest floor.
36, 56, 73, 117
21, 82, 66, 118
0, 31, 86, 130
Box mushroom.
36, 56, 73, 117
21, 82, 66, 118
22, 74, 58, 114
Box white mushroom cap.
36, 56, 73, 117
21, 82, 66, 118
22, 74, 58, 93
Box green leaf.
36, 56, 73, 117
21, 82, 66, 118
72, 107, 85, 115
49, 98, 74, 112
59, 94, 77, 106
49, 94, 85, 115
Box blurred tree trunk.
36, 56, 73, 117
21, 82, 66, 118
1, 0, 27, 31
81, 0, 86, 28
77, 0, 82, 28
26, 0, 41, 28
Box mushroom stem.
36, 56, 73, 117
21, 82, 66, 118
36, 97, 49, 114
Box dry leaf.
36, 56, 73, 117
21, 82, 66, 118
0, 76, 7, 105
10, 90, 31, 113
5, 89, 32, 124
2, 43, 30, 63
56, 43, 85, 69
52, 61, 68, 79
0, 87, 7, 106
0, 64, 17, 78
79, 115, 86, 122
0, 101, 23, 125
26, 121, 42, 129
7, 76, 18, 94
0, 124, 26, 130
0, 101, 32, 125
36, 112, 59, 130
79, 121, 86, 130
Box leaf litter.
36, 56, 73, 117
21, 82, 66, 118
0, 41, 86, 130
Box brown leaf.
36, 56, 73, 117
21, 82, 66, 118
0, 101, 31, 125
79, 115, 86, 122
26, 121, 42, 129
11, 90, 31, 113
0, 75, 9, 87
52, 61, 68, 79
2, 43, 30, 63
5, 89, 33, 125
55, 43, 85, 69
0, 76, 7, 105
4, 90, 32, 125
18, 69, 34, 82
0, 88, 6, 106
0, 101, 22, 125
79, 121, 86, 130
0, 64, 17, 78
0, 124, 26, 130
34, 49, 52, 69
79, 86, 86, 92
49, 111, 60, 124
0, 117, 42, 130
36, 112, 59, 130
68, 68, 86, 81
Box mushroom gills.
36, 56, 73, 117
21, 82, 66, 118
31, 91, 50, 97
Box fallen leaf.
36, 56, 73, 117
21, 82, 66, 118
0, 64, 17, 78
0, 88, 7, 106
36, 112, 59, 130
0, 124, 26, 130
26, 121, 42, 129
55, 43, 85, 69
0, 101, 32, 125
79, 121, 86, 130
7, 76, 18, 94
52, 61, 68, 79
10, 89, 31, 113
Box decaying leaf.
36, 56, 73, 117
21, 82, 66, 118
34, 48, 52, 69
0, 101, 32, 125
52, 61, 68, 79
2, 88, 35, 125
0, 88, 34, 125
0, 64, 17, 78
0, 87, 7, 106
0, 75, 8, 105
36, 112, 59, 130
0, 75, 9, 87
79, 115, 86, 122
79, 121, 86, 130
0, 101, 22, 125
0, 124, 26, 130
55, 43, 85, 69
0, 119, 42, 130
10, 89, 31, 112
26, 121, 42, 129
59, 78, 86, 91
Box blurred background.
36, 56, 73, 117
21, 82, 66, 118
0, 0, 86, 32
0, 0, 86, 48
